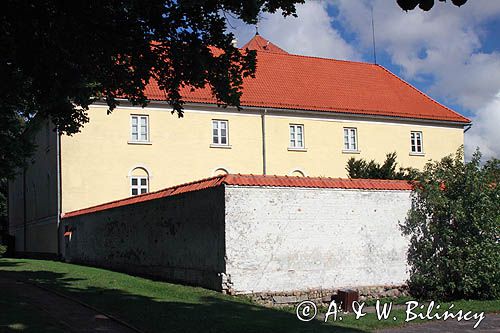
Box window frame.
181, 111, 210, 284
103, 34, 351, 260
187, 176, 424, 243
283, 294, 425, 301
130, 176, 148, 196
343, 127, 358, 152
289, 124, 305, 149
211, 119, 229, 146
410, 131, 424, 155
130, 115, 150, 143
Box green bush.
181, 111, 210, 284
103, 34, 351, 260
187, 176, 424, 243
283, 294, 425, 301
0, 244, 6, 257
401, 149, 500, 300
346, 152, 418, 180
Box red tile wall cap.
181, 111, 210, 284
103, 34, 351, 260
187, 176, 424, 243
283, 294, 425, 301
62, 174, 414, 219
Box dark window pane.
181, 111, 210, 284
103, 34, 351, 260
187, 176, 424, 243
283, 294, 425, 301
140, 178, 147, 186
132, 188, 138, 195
132, 178, 138, 185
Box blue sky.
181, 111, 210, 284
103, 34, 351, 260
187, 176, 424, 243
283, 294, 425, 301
228, 0, 500, 160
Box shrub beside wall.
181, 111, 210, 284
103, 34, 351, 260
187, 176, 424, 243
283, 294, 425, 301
401, 150, 500, 300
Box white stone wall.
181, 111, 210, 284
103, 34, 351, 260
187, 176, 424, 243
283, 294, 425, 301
224, 186, 412, 294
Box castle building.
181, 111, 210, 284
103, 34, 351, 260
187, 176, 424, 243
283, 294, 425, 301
8, 35, 470, 255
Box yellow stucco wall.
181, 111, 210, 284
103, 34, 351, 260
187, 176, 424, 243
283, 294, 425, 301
60, 105, 264, 212
60, 104, 464, 213
264, 114, 464, 176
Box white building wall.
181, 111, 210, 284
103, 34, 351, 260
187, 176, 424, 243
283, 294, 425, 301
224, 186, 412, 294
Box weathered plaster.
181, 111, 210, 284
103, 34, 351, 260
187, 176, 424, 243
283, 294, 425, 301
224, 186, 411, 294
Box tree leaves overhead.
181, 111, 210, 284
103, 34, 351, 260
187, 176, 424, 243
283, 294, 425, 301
0, 1, 304, 177
0, 0, 470, 178
397, 0, 468, 12
1, 1, 303, 136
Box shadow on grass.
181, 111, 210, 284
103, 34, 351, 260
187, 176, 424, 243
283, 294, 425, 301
0, 259, 26, 267
0, 262, 365, 333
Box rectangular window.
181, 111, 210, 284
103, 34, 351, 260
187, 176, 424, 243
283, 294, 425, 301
131, 115, 149, 142
212, 120, 228, 145
411, 131, 423, 153
131, 176, 148, 196
343, 128, 358, 151
289, 124, 304, 148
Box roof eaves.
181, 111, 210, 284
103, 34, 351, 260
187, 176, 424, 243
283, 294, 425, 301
163, 100, 471, 125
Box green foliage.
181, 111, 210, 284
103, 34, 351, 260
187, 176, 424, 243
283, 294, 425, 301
0, 178, 7, 237
397, 0, 467, 12
0, 110, 35, 179
0, 245, 6, 257
401, 149, 500, 300
0, 178, 6, 218
0, 0, 304, 177
346, 152, 418, 180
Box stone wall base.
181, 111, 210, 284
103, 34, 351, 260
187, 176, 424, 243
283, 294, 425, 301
246, 285, 409, 307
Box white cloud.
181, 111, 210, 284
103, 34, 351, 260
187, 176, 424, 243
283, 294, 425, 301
227, 0, 500, 158
333, 0, 500, 158
335, 0, 500, 109
227, 1, 359, 60
465, 92, 500, 161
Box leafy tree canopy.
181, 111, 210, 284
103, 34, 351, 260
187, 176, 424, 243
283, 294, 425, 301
0, 0, 471, 178
401, 149, 500, 300
0, 0, 304, 178
346, 152, 419, 180
397, 0, 467, 11
0, 178, 6, 219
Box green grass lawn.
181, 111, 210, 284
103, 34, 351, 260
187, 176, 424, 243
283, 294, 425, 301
0, 258, 498, 332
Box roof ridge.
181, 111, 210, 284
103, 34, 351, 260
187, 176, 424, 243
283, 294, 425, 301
376, 65, 471, 123
245, 48, 380, 67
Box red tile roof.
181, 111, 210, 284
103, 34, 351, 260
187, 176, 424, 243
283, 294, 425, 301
62, 174, 413, 219
144, 36, 469, 124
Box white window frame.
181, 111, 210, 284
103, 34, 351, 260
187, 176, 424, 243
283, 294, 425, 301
289, 124, 305, 149
212, 119, 229, 146
410, 131, 424, 154
343, 127, 358, 151
130, 176, 148, 196
130, 115, 149, 142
